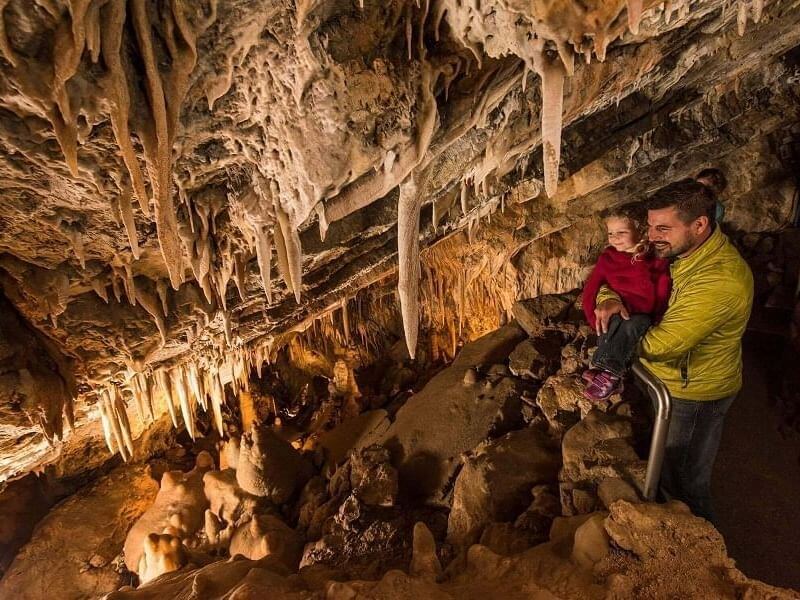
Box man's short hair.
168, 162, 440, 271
647, 178, 716, 225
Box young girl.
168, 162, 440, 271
581, 207, 672, 400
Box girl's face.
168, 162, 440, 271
606, 217, 640, 252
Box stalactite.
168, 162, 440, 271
171, 366, 195, 440
118, 188, 141, 260
112, 386, 134, 458
540, 58, 565, 199
752, 0, 764, 23
397, 169, 429, 360
101, 0, 150, 217
275, 201, 303, 303
627, 0, 644, 35
737, 0, 748, 35
209, 369, 225, 437
135, 283, 168, 345
156, 279, 169, 316
156, 368, 179, 428
254, 225, 273, 304
103, 387, 129, 462
98, 395, 115, 455
187, 361, 206, 412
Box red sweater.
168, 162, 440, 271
582, 247, 672, 329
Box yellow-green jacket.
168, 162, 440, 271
598, 226, 753, 400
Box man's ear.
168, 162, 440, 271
695, 215, 709, 233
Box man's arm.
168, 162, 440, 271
640, 279, 740, 361
593, 285, 629, 335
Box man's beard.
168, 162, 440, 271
653, 236, 693, 258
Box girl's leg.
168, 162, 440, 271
591, 314, 652, 376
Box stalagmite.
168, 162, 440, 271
172, 366, 196, 440
397, 169, 430, 360
540, 58, 565, 199
156, 368, 179, 429
254, 226, 273, 304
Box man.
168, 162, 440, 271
594, 178, 753, 523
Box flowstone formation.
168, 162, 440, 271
0, 0, 798, 480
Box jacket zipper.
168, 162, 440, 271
681, 350, 691, 389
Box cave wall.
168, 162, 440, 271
0, 0, 798, 481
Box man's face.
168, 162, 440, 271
647, 206, 708, 258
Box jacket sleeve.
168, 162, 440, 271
581, 255, 608, 328
640, 277, 741, 361
653, 263, 672, 323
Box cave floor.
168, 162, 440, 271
713, 330, 800, 590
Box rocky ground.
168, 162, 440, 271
1, 293, 797, 599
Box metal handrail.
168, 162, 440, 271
631, 361, 672, 502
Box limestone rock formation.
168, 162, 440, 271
123, 452, 214, 574
381, 324, 526, 504
228, 514, 303, 570
236, 425, 313, 504
0, 465, 158, 599
447, 426, 561, 546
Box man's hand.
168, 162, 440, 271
594, 299, 629, 335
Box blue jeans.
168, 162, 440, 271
657, 394, 736, 523
591, 314, 652, 376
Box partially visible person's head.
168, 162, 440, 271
603, 205, 645, 253
647, 179, 715, 258
695, 167, 728, 196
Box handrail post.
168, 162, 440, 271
631, 361, 672, 502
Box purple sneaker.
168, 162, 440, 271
582, 368, 601, 385
583, 370, 622, 401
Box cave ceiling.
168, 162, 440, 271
0, 0, 799, 479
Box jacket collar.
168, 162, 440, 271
671, 225, 726, 276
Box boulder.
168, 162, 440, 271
0, 465, 158, 599
237, 425, 314, 504
381, 325, 527, 504
124, 452, 214, 573
229, 514, 304, 570
203, 468, 270, 528
447, 426, 561, 546
508, 330, 563, 381
535, 374, 621, 434
300, 494, 448, 580
348, 444, 399, 507
317, 409, 391, 475
511, 293, 576, 338
597, 478, 640, 509
560, 411, 645, 515
513, 484, 562, 545
571, 513, 610, 569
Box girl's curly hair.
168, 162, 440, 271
602, 204, 651, 262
